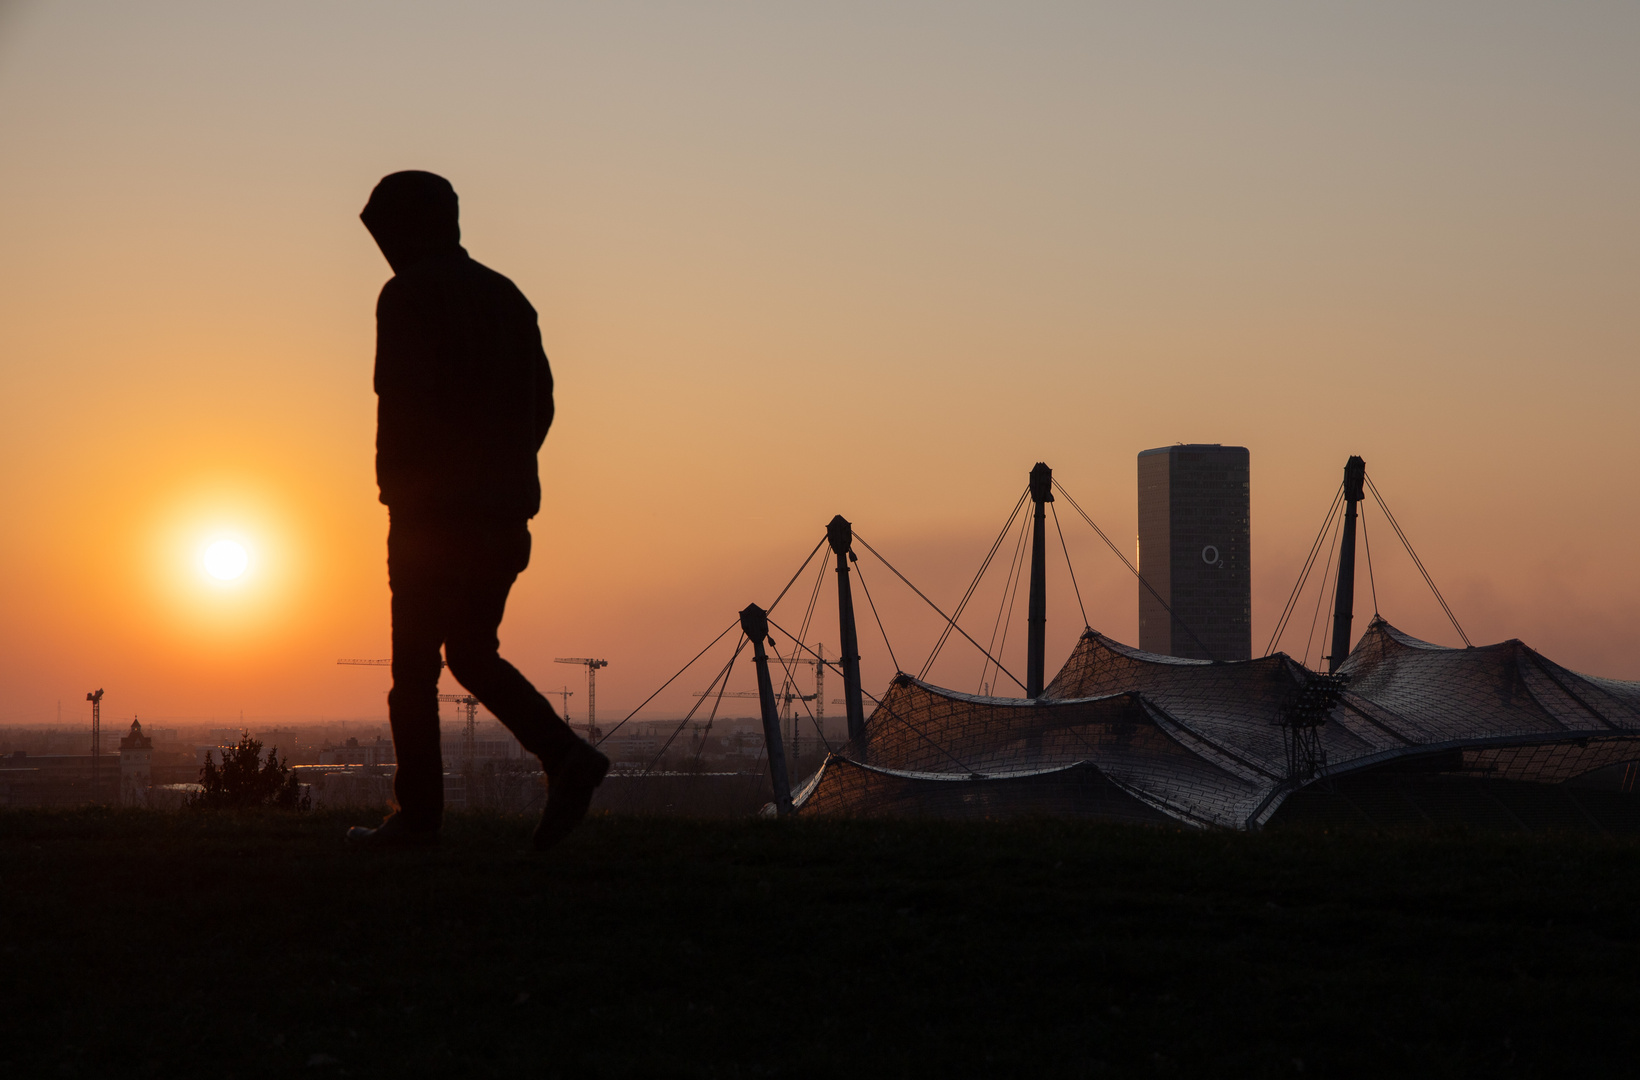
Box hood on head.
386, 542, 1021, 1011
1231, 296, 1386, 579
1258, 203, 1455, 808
361, 171, 461, 272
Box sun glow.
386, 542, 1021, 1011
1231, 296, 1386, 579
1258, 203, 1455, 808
131, 476, 321, 656
204, 539, 249, 580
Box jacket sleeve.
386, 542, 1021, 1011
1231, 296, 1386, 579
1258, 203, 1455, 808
373, 278, 439, 395
373, 277, 442, 507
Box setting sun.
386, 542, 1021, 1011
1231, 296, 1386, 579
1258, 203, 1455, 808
203, 539, 249, 581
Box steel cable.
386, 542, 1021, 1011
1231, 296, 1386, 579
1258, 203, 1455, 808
1265, 484, 1345, 656
768, 534, 829, 616
851, 557, 901, 674
1301, 505, 1344, 670
852, 532, 1027, 692
990, 515, 1031, 694
1360, 501, 1380, 616
643, 635, 748, 773
1051, 501, 1091, 630
595, 619, 739, 747
1364, 474, 1470, 646
979, 504, 1032, 694
919, 489, 1031, 677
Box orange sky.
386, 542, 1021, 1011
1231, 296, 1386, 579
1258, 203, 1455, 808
1, 2, 1636, 731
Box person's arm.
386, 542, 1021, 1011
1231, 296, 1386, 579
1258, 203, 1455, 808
373, 278, 441, 504
373, 277, 439, 395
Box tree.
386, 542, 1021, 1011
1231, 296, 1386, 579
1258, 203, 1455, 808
192, 734, 310, 810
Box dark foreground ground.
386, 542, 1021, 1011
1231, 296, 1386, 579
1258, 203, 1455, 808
4, 811, 1640, 1078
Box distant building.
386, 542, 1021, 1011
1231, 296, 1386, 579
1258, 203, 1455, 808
441, 738, 526, 770
119, 719, 153, 806
0, 752, 116, 806
319, 736, 396, 766
1137, 444, 1251, 661
256, 728, 300, 757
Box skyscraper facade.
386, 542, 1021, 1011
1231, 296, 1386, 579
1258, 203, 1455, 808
1137, 444, 1251, 661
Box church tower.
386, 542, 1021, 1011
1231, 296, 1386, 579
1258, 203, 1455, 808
119, 719, 153, 806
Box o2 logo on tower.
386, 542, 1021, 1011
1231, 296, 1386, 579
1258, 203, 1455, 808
1201, 545, 1223, 568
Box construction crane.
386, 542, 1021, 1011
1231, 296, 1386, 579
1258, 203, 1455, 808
86, 689, 104, 801
439, 693, 479, 779
553, 686, 575, 725
773, 644, 825, 753
679, 643, 824, 766
555, 658, 608, 743
692, 682, 818, 753
702, 642, 826, 754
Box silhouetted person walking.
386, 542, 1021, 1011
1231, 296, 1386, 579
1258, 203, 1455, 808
347, 170, 608, 850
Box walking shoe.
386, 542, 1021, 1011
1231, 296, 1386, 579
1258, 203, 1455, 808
532, 742, 610, 851
346, 812, 440, 848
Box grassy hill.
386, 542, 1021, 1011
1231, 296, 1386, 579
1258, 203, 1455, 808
3, 809, 1638, 1077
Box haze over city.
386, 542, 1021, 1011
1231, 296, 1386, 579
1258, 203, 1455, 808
2, 1, 1636, 732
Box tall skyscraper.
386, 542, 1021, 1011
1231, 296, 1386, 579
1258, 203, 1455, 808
1137, 444, 1251, 661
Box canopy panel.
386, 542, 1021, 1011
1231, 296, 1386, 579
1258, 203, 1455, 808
795, 617, 1640, 828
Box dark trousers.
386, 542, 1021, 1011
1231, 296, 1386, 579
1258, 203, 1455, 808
387, 517, 577, 827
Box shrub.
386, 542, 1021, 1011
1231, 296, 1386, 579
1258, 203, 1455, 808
192, 734, 310, 810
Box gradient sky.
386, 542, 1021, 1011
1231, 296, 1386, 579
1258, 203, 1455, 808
2, 1, 1636, 730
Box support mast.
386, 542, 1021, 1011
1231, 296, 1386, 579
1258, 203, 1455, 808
1026, 463, 1053, 698
740, 603, 792, 815
1327, 456, 1367, 674
828, 516, 867, 743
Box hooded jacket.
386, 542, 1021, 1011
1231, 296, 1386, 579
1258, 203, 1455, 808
362, 171, 554, 522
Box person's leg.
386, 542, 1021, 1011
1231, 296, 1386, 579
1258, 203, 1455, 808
385, 520, 450, 831
443, 521, 606, 850
441, 522, 579, 769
